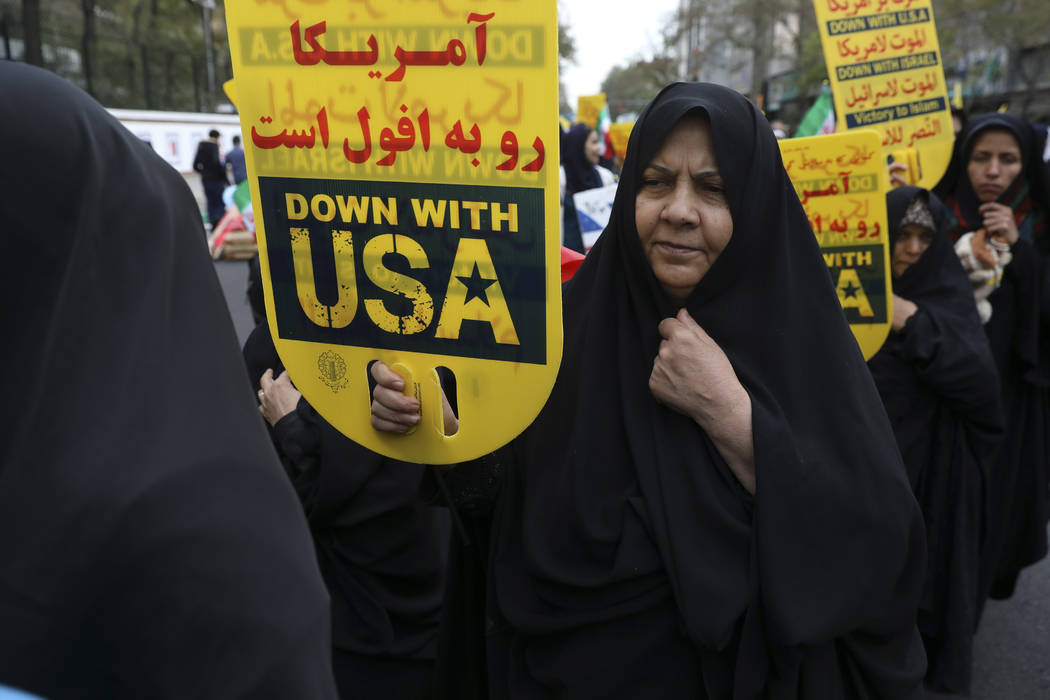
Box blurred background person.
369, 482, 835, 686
193, 128, 230, 231
769, 117, 789, 139
560, 122, 616, 253
225, 134, 248, 185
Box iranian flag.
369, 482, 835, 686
231, 180, 254, 232
795, 87, 836, 138
209, 181, 255, 257
598, 105, 613, 160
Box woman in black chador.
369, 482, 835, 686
373, 82, 927, 698
933, 114, 1050, 606
0, 63, 336, 698
244, 285, 450, 700
560, 122, 616, 253
867, 186, 1003, 695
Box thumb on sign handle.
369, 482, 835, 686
387, 362, 458, 438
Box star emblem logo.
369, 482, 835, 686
457, 262, 497, 305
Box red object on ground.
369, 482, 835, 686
209, 208, 245, 254
560, 246, 585, 282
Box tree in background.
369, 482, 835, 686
934, 0, 1050, 117
80, 0, 95, 95
18, 0, 42, 65
668, 0, 796, 99
2, 0, 230, 111
602, 56, 679, 118
651, 0, 1050, 121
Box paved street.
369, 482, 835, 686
212, 258, 1050, 699
214, 258, 255, 346
964, 555, 1050, 699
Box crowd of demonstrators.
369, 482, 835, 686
932, 113, 1050, 610
241, 264, 451, 699
193, 128, 231, 230
374, 82, 927, 699
559, 122, 617, 253
5, 55, 1049, 700
0, 62, 338, 699
868, 186, 1004, 695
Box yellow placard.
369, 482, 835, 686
815, 0, 954, 188
608, 122, 633, 159
226, 0, 562, 464
780, 130, 892, 359
576, 93, 605, 128
950, 79, 963, 110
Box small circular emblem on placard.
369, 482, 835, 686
317, 350, 348, 392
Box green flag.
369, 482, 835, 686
795, 88, 836, 138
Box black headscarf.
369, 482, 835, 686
934, 113, 1050, 380
0, 63, 336, 698
887, 186, 981, 321
560, 123, 607, 252
494, 83, 925, 696
561, 123, 603, 195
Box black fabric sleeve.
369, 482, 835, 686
269, 398, 323, 514
747, 392, 927, 699
272, 401, 321, 475
1033, 251, 1050, 386
1004, 240, 1042, 369
1041, 253, 1050, 326
898, 307, 1003, 432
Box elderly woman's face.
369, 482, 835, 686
967, 128, 1022, 203
892, 223, 934, 277
635, 116, 732, 305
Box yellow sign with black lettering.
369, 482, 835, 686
780, 130, 892, 359
814, 0, 954, 188
226, 0, 561, 464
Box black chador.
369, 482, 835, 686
868, 186, 1003, 695
934, 114, 1050, 606
432, 82, 927, 699
244, 317, 449, 699
0, 63, 336, 699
